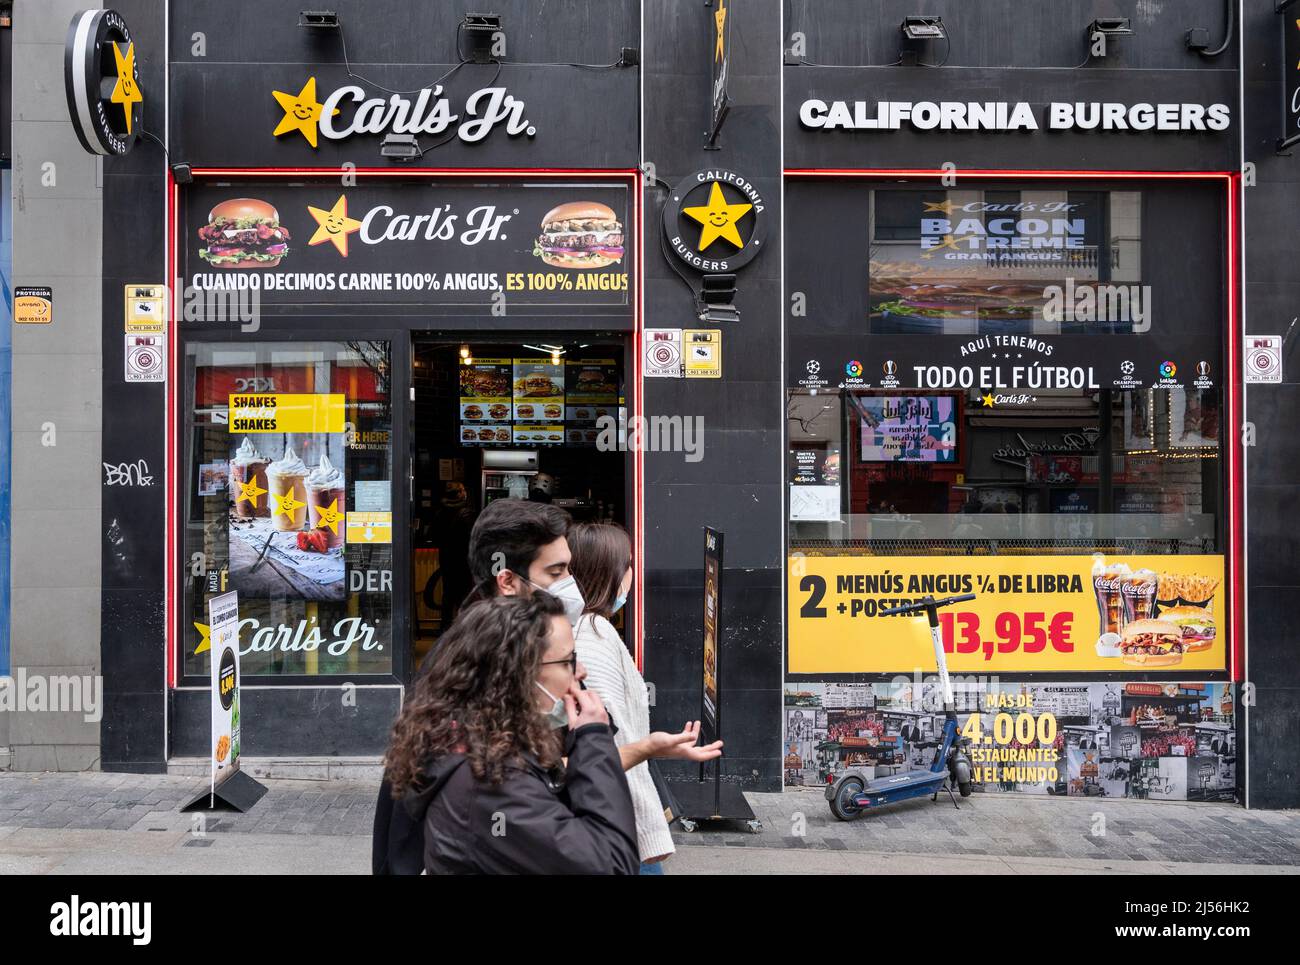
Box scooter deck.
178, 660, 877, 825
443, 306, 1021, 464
851, 772, 950, 809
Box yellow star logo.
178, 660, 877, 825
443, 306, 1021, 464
715, 0, 727, 62
314, 498, 343, 535
681, 181, 752, 251
308, 195, 364, 257
272, 488, 306, 520
109, 42, 143, 135
923, 199, 959, 215
929, 233, 963, 253
272, 77, 336, 148
981, 393, 996, 408
194, 621, 211, 655
237, 476, 267, 508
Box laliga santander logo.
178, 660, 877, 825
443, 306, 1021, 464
1159, 360, 1177, 379
271, 75, 535, 148
845, 360, 863, 378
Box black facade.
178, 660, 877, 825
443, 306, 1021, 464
93, 1, 1300, 808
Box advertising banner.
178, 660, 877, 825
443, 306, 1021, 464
702, 528, 723, 742
182, 181, 632, 312
207, 591, 241, 798
784, 680, 1236, 803
227, 400, 348, 603
789, 553, 1226, 674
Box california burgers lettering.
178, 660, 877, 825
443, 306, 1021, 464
663, 169, 768, 272
63, 8, 143, 156
800, 99, 1231, 133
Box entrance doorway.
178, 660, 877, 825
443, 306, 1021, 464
410, 334, 631, 666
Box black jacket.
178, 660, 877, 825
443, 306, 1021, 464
399, 723, 638, 875
373, 709, 622, 875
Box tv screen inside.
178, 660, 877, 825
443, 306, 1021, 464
858, 395, 957, 462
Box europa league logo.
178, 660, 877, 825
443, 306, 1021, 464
882, 360, 897, 376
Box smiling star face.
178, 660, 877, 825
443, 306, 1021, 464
307, 195, 363, 256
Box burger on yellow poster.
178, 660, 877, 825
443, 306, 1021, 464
788, 554, 1226, 674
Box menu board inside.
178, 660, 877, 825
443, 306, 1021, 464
458, 355, 619, 447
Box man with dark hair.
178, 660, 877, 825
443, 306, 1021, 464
468, 498, 573, 598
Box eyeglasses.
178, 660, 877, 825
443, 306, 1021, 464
540, 650, 578, 673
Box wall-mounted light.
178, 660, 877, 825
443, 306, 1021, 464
380, 133, 421, 162
459, 344, 470, 359
900, 16, 945, 41
1087, 17, 1132, 38
462, 12, 502, 64
299, 10, 339, 29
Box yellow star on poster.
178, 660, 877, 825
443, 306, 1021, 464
923, 199, 958, 215
714, 0, 727, 62
307, 195, 363, 257
929, 233, 963, 252
109, 42, 143, 135
982, 393, 996, 408
272, 488, 306, 520
681, 181, 752, 251
237, 477, 267, 508
272, 77, 336, 148
194, 622, 211, 655
314, 498, 343, 535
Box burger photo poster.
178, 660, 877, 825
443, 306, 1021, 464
185, 183, 631, 309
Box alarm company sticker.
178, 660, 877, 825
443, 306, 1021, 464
644, 328, 683, 378
1245, 336, 1282, 384
124, 283, 167, 333
125, 334, 166, 383
14, 287, 53, 324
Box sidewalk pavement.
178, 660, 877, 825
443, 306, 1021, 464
2, 771, 1298, 874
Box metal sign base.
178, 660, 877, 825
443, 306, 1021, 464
669, 768, 761, 834
180, 770, 268, 813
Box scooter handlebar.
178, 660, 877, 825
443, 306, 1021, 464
878, 593, 977, 616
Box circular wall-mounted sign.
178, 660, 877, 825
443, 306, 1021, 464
64, 9, 142, 156
662, 169, 767, 273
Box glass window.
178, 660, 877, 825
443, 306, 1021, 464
181, 340, 394, 680
869, 188, 1142, 335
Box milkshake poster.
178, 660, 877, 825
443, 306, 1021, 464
227, 393, 348, 602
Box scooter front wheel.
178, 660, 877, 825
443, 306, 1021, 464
829, 776, 866, 821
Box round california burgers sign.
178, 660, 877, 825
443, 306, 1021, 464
64, 9, 143, 156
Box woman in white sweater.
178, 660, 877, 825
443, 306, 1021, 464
568, 522, 721, 874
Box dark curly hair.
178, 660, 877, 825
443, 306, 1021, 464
384, 594, 567, 796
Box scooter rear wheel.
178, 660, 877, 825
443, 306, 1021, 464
829, 776, 866, 821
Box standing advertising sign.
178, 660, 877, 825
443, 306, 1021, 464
208, 591, 241, 799
182, 591, 267, 812
673, 529, 759, 832
702, 528, 723, 742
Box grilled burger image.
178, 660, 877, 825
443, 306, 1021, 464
1159, 605, 1216, 652
198, 198, 290, 268
875, 283, 1042, 323
534, 201, 624, 269
463, 404, 483, 420
1119, 618, 1185, 668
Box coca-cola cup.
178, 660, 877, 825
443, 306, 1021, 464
1121, 569, 1158, 628
1092, 559, 1131, 639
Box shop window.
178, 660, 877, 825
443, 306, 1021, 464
180, 341, 394, 680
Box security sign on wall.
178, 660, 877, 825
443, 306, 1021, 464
663, 169, 767, 273
64, 9, 142, 156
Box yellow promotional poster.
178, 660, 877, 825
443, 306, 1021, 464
346, 511, 392, 544
788, 554, 1226, 674
228, 394, 345, 434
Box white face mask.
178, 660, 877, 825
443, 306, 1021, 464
526, 574, 586, 626
534, 681, 568, 730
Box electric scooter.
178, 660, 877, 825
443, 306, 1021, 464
827, 594, 976, 821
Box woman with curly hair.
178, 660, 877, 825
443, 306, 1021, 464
385, 592, 638, 875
